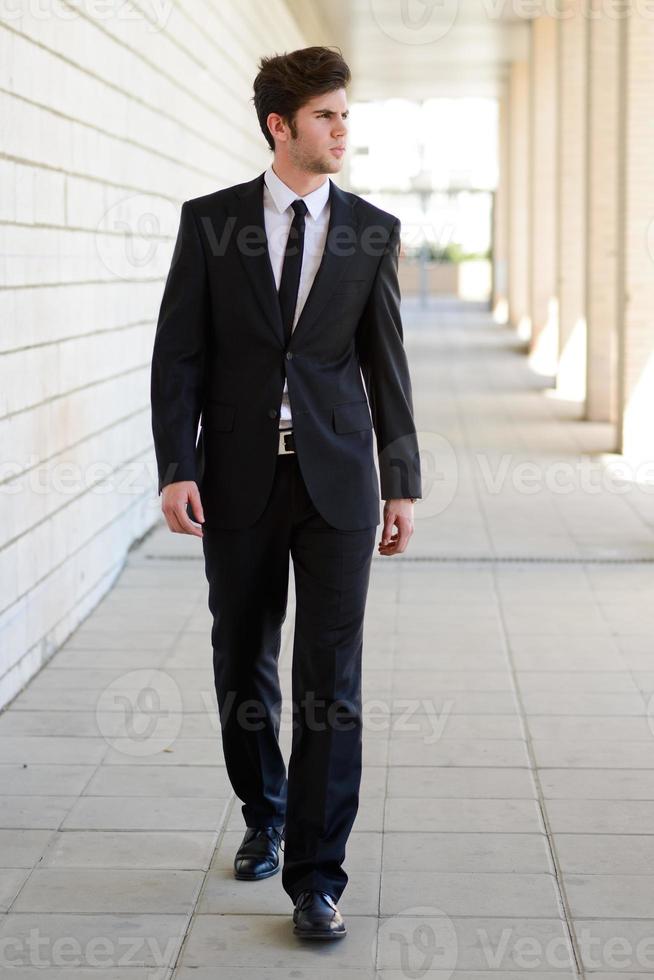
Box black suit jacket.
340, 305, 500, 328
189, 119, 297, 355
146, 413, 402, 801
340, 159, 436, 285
150, 171, 422, 531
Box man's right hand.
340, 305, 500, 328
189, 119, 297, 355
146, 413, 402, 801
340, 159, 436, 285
161, 481, 205, 538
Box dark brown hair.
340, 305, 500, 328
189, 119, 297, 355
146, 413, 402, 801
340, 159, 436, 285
253, 46, 351, 151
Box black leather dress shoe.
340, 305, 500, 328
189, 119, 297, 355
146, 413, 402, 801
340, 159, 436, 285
292, 889, 346, 939
233, 825, 284, 880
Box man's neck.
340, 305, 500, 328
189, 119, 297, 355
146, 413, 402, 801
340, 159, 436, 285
270, 160, 328, 198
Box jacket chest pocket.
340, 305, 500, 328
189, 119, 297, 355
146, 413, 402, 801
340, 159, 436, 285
333, 399, 373, 434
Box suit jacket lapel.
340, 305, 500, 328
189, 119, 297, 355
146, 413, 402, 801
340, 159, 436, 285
232, 172, 284, 345
292, 178, 358, 343
231, 171, 359, 348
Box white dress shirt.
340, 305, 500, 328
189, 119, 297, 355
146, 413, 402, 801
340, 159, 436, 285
263, 164, 331, 430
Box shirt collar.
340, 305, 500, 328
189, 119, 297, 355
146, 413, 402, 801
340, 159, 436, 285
264, 164, 330, 221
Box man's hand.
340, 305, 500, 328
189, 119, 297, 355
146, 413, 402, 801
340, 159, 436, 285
161, 481, 205, 538
378, 498, 414, 556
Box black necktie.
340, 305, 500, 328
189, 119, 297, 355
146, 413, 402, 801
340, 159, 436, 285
278, 199, 308, 345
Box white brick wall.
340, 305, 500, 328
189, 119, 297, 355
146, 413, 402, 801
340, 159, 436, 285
0, 0, 310, 708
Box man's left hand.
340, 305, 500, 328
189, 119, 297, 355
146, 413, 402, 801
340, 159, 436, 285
379, 498, 415, 556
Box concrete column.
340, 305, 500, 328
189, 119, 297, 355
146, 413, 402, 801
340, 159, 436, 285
528, 16, 559, 375
585, 0, 621, 423
616, 7, 654, 462
492, 82, 510, 323
556, 0, 587, 401
507, 61, 530, 339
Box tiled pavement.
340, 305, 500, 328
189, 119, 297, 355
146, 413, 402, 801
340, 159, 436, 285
3, 298, 654, 977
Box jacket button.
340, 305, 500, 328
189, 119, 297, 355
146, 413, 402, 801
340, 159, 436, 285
268, 408, 278, 418
286, 351, 293, 360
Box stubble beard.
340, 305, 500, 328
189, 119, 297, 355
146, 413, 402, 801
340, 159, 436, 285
288, 136, 341, 176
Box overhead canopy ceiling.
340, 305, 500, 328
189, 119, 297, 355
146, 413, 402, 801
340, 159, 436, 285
286, 0, 531, 100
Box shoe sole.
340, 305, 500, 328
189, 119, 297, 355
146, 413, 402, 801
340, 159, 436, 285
293, 926, 346, 939
234, 863, 280, 881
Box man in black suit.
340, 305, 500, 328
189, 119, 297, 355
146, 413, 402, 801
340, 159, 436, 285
150, 46, 421, 940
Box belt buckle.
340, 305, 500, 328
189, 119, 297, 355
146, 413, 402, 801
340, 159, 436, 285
278, 429, 295, 455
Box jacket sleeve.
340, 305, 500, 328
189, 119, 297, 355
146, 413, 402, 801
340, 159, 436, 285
356, 217, 422, 501
150, 200, 209, 494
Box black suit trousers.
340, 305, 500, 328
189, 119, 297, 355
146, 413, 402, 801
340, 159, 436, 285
201, 450, 377, 903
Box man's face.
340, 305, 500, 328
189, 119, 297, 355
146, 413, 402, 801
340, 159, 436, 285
280, 89, 349, 174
